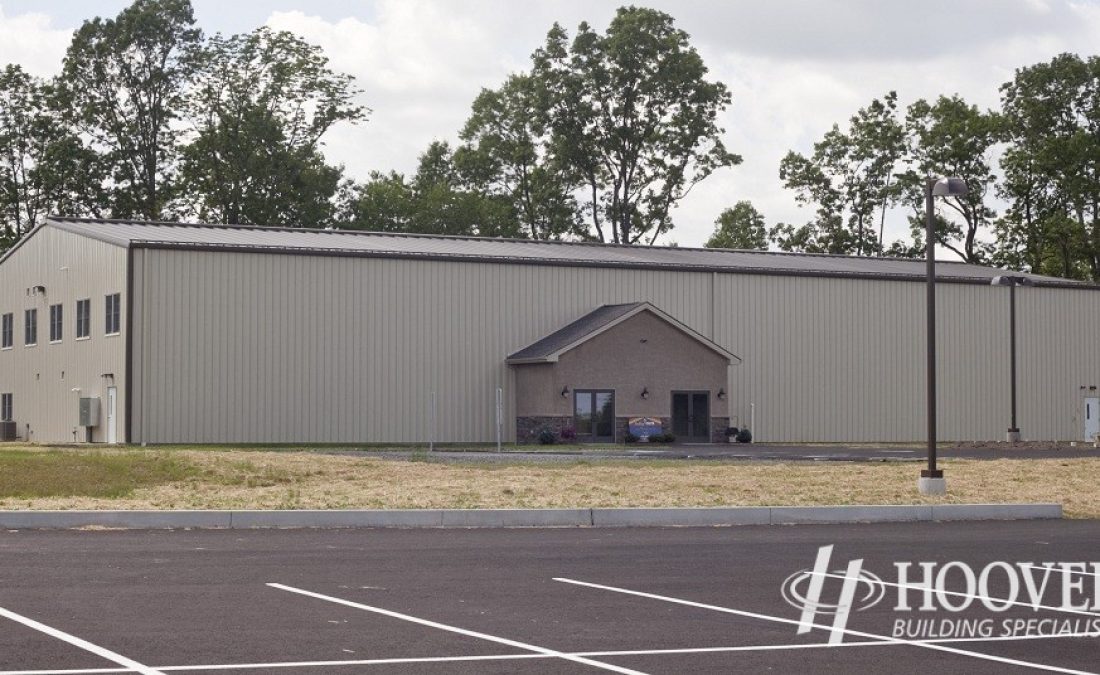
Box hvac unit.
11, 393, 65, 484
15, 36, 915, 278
0, 421, 15, 441
79, 397, 101, 427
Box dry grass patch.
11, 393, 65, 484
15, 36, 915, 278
0, 448, 1095, 517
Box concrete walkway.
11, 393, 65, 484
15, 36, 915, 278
0, 503, 1061, 529
330, 443, 1100, 464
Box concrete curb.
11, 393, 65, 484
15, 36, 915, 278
0, 503, 1061, 530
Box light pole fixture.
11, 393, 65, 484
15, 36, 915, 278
921, 177, 968, 496
990, 275, 1035, 442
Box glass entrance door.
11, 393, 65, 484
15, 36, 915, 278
671, 391, 710, 442
574, 390, 615, 442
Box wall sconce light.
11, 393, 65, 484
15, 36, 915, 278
717, 388, 726, 400
560, 386, 570, 398
641, 387, 650, 400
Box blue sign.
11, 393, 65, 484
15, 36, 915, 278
628, 417, 663, 441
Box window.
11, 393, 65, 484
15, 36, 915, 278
76, 299, 90, 339
1, 313, 11, 349
24, 308, 37, 346
49, 304, 62, 343
105, 293, 121, 335
0, 393, 10, 422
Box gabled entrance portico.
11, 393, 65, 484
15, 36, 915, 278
507, 302, 741, 444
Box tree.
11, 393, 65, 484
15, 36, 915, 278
341, 141, 520, 237
898, 95, 1001, 264
705, 201, 767, 250
179, 27, 366, 226
456, 74, 580, 240
62, 0, 202, 220
768, 214, 856, 255
0, 65, 104, 252
337, 172, 414, 233
777, 92, 904, 256
997, 53, 1100, 281
532, 7, 740, 244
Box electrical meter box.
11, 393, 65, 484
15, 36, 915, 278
79, 397, 100, 427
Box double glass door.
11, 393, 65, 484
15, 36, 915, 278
671, 391, 710, 442
574, 390, 615, 442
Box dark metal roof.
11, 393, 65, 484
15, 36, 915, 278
39, 216, 1094, 288
506, 302, 739, 364
507, 303, 644, 362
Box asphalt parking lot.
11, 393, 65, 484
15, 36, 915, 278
1, 521, 1099, 674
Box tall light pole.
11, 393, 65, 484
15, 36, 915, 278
920, 177, 967, 496
991, 275, 1035, 442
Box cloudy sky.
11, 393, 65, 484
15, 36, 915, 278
1, 0, 1099, 246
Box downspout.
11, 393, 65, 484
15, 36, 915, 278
710, 271, 716, 339
124, 246, 134, 444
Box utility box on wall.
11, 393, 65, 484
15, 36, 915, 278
79, 398, 100, 427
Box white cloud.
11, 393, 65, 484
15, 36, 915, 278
0, 5, 73, 77
266, 1, 531, 184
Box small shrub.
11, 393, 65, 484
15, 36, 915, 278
736, 428, 753, 443
725, 426, 739, 437
649, 433, 675, 444
624, 432, 639, 444
536, 426, 557, 445
560, 426, 577, 441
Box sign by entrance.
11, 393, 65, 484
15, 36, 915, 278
628, 417, 662, 442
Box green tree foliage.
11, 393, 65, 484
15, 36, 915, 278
0, 66, 104, 249
456, 74, 580, 240
898, 95, 1001, 264
705, 201, 767, 250
776, 92, 904, 256
997, 53, 1100, 281
179, 27, 367, 226
341, 141, 520, 237
532, 7, 740, 244
61, 0, 202, 220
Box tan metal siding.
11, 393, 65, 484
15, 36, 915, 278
0, 227, 128, 443
716, 275, 1100, 442
134, 247, 1100, 444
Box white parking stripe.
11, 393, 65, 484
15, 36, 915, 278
0, 605, 164, 675
554, 577, 1100, 675
266, 582, 648, 675
1020, 563, 1100, 581
2, 629, 1098, 674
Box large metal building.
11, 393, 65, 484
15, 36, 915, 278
1, 217, 1098, 445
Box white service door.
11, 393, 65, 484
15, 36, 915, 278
1086, 397, 1100, 443
107, 387, 117, 445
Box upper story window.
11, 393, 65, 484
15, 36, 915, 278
76, 299, 91, 339
24, 308, 37, 346
49, 304, 62, 343
0, 393, 11, 422
105, 293, 121, 336
0, 313, 11, 349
